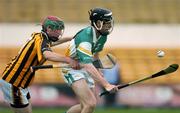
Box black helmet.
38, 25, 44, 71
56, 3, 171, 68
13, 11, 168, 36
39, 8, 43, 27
89, 7, 114, 35
89, 7, 113, 22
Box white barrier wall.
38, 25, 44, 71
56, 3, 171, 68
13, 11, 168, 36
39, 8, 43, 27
0, 23, 180, 48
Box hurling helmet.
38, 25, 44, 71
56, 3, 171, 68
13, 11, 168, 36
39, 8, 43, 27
89, 7, 114, 35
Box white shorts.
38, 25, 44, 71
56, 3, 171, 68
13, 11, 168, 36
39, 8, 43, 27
62, 68, 95, 88
0, 79, 30, 108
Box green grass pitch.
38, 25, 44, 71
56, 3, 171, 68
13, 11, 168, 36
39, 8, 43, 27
1, 107, 180, 113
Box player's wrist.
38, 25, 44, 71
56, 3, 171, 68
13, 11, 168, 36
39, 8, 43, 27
103, 82, 111, 89
64, 57, 71, 64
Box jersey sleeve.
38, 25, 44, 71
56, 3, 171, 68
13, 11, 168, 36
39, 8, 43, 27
36, 36, 52, 62
41, 38, 52, 53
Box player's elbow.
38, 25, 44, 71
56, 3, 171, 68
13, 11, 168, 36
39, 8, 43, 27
43, 51, 53, 60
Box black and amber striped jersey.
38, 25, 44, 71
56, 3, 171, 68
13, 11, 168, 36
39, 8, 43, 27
2, 32, 52, 88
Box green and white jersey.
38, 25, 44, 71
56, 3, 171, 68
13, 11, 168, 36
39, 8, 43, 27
66, 26, 107, 64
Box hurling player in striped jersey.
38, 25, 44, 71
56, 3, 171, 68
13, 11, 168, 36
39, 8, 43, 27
0, 16, 79, 113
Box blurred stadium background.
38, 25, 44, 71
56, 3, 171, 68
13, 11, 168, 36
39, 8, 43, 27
0, 0, 180, 113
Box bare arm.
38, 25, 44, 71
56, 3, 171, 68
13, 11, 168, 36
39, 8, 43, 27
43, 51, 70, 63
82, 63, 114, 91
43, 51, 79, 69
51, 37, 73, 47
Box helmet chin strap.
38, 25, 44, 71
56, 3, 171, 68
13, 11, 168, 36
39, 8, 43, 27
93, 21, 106, 36
93, 20, 114, 36
93, 21, 103, 31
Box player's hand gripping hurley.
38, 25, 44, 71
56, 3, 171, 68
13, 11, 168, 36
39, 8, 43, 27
99, 64, 179, 97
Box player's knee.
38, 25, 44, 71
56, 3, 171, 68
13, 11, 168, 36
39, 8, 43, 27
84, 100, 96, 110
89, 102, 96, 109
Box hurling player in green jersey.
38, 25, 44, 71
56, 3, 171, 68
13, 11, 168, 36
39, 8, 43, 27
63, 8, 118, 113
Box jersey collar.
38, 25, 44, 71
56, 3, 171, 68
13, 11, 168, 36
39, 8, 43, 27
92, 26, 101, 44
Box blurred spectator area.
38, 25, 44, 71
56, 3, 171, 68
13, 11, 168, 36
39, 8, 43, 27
0, 0, 179, 23
0, 47, 180, 85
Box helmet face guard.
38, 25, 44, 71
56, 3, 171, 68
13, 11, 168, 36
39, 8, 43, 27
92, 19, 114, 36
46, 29, 64, 42
89, 8, 114, 36
42, 16, 65, 42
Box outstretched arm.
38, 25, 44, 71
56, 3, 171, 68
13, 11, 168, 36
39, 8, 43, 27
51, 36, 73, 47
81, 63, 117, 92
43, 50, 79, 69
